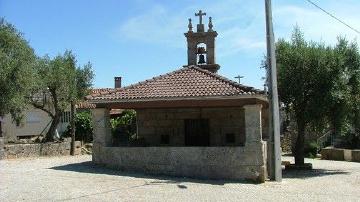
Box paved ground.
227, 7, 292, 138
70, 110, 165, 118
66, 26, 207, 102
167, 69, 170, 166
0, 155, 359, 202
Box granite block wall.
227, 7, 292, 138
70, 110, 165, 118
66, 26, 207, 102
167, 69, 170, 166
94, 143, 267, 182
136, 107, 247, 146
2, 141, 81, 159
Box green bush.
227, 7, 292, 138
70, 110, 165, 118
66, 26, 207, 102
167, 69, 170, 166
110, 110, 136, 131
304, 141, 319, 158
110, 110, 137, 146
339, 131, 360, 149
63, 111, 93, 143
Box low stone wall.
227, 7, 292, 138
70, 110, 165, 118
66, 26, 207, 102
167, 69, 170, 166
93, 142, 267, 182
0, 137, 5, 160
321, 147, 360, 162
3, 141, 81, 159
353, 150, 360, 162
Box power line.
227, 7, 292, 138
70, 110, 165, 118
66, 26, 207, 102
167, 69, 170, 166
305, 0, 360, 35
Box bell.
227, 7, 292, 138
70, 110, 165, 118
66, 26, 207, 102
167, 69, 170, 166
197, 47, 206, 54
198, 54, 206, 64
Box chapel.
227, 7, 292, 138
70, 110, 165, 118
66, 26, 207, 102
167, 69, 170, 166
88, 10, 269, 182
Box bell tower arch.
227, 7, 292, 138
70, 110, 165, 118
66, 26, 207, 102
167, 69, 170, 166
184, 10, 220, 73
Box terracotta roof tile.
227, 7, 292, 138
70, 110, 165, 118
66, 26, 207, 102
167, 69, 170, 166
87, 65, 263, 101
76, 101, 96, 109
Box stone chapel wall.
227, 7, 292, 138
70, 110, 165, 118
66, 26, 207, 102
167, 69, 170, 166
136, 107, 247, 146
92, 105, 268, 182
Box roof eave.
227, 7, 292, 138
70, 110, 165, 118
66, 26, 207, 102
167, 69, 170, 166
88, 94, 268, 105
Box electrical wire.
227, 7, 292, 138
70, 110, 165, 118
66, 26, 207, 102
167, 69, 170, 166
305, 0, 360, 35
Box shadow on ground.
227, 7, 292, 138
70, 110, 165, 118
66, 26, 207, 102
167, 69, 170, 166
50, 161, 350, 185
282, 168, 349, 179
49, 161, 256, 186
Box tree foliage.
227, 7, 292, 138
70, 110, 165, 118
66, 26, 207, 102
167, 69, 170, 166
63, 111, 93, 143
31, 51, 94, 142
110, 110, 137, 134
111, 110, 137, 146
0, 19, 93, 142
332, 38, 360, 136
0, 19, 36, 123
275, 27, 360, 164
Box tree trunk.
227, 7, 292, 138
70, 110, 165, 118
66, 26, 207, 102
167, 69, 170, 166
294, 119, 305, 165
333, 108, 339, 138
70, 101, 76, 155
0, 120, 2, 137
44, 114, 60, 142
355, 109, 360, 134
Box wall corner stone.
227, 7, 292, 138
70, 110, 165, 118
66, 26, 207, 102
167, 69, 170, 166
243, 104, 263, 144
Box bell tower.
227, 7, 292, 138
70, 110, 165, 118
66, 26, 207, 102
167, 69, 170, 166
185, 10, 220, 73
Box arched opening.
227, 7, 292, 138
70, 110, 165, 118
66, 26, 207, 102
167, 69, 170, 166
196, 43, 207, 65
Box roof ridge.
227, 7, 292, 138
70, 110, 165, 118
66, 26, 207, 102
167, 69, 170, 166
86, 65, 265, 101
89, 88, 114, 95
119, 66, 192, 91
189, 66, 263, 93
90, 87, 113, 91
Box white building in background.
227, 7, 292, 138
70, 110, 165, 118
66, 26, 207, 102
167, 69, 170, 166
0, 78, 122, 143
1, 106, 71, 143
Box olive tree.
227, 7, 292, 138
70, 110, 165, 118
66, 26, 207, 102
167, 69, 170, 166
31, 51, 93, 142
275, 27, 360, 165
0, 19, 36, 130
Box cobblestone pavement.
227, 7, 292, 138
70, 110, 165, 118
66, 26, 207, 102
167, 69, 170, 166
0, 155, 359, 202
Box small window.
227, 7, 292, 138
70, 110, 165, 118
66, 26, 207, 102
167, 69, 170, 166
61, 111, 71, 123
226, 133, 235, 144
27, 112, 41, 123
160, 134, 170, 145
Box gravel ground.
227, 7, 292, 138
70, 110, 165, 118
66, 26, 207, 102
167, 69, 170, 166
0, 155, 359, 202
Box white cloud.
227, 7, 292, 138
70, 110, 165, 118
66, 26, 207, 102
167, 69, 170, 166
117, 0, 266, 56
273, 3, 360, 45
217, 27, 266, 57
117, 1, 360, 58
118, 4, 187, 48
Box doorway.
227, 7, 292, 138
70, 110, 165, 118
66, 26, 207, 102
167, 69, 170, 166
184, 119, 210, 146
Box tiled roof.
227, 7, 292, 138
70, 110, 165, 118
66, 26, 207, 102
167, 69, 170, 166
76, 89, 113, 109
90, 88, 114, 95
76, 101, 96, 109
109, 109, 124, 115
86, 65, 263, 101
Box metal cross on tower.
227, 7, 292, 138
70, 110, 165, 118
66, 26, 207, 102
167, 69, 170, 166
195, 10, 206, 24
234, 75, 244, 84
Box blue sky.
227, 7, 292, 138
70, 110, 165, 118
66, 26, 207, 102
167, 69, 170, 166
1, 0, 360, 89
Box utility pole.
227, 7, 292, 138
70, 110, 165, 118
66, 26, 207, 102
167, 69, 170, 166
234, 75, 244, 84
265, 0, 282, 182
70, 100, 76, 155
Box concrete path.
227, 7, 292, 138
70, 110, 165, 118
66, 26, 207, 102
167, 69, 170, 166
0, 155, 359, 202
